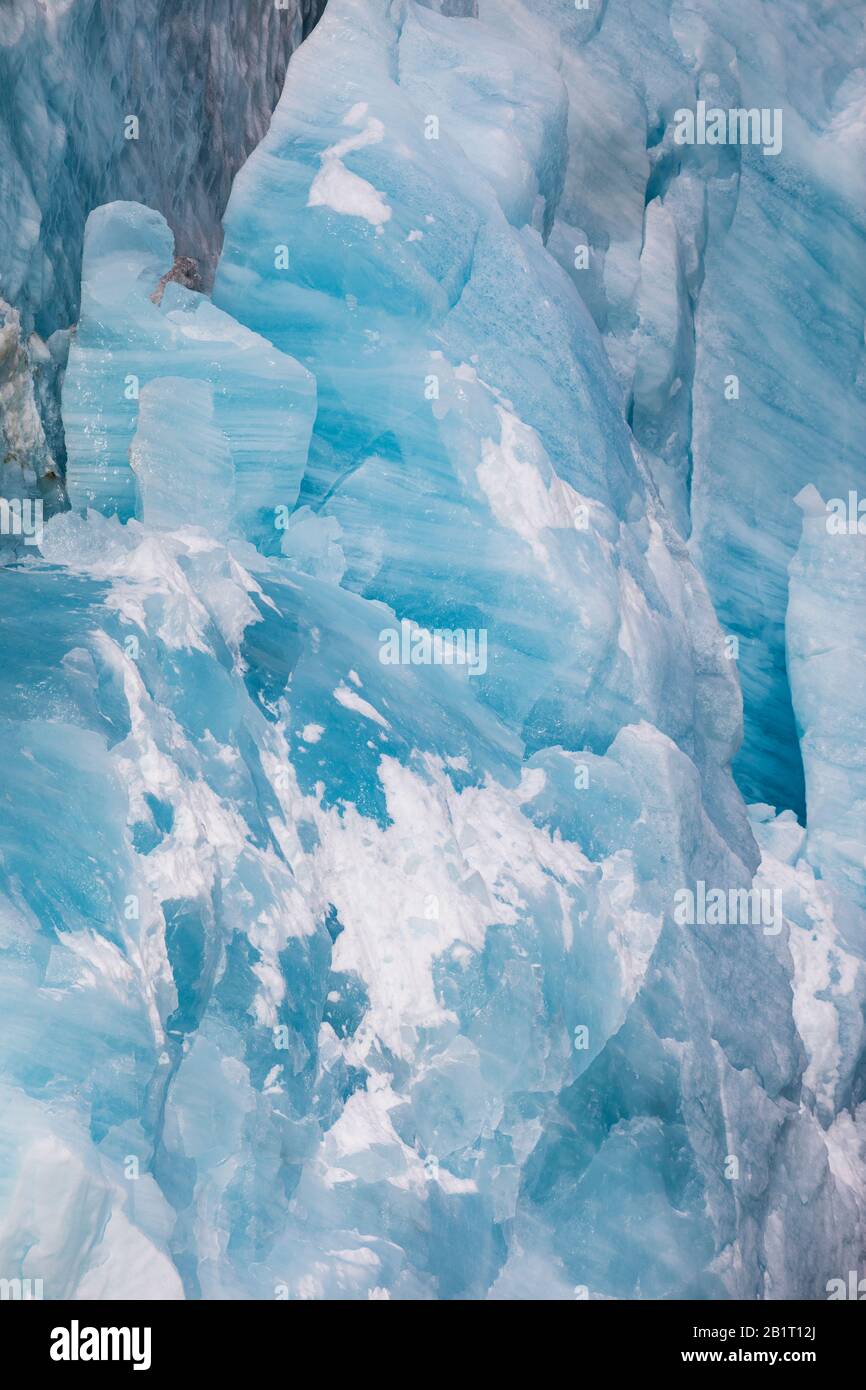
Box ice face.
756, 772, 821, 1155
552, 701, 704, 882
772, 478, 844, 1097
0, 503, 684, 1297
0, 0, 864, 1303
213, 0, 752, 860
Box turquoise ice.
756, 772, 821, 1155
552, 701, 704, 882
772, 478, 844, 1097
0, 0, 863, 1301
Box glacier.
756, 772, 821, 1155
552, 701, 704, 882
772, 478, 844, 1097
0, 0, 864, 1301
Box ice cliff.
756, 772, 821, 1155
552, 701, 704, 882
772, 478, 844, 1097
0, 0, 864, 1300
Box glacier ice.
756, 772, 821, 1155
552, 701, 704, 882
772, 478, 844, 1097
63, 201, 316, 547
489, 0, 866, 817
0, 0, 864, 1302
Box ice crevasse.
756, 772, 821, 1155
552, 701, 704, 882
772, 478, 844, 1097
0, 0, 864, 1300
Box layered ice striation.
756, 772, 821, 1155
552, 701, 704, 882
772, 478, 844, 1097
0, 0, 864, 1301
212, 0, 749, 849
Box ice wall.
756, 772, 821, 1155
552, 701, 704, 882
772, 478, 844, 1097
0, 0, 864, 1302
479, 0, 866, 818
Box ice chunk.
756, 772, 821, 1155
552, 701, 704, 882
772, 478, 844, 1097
63, 202, 315, 550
